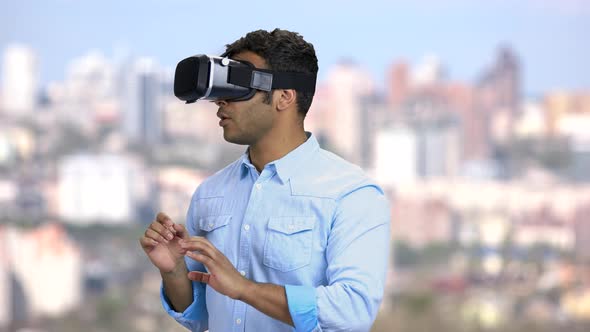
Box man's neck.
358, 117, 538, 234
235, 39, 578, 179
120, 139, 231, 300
248, 129, 308, 173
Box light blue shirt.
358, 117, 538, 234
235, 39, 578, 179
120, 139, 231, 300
161, 133, 391, 332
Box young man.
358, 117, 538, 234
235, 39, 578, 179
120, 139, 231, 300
139, 29, 391, 332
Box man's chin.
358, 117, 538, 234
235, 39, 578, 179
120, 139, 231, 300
223, 132, 249, 146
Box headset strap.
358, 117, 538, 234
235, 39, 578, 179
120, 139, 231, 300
228, 66, 316, 94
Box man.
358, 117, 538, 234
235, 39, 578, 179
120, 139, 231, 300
139, 29, 390, 332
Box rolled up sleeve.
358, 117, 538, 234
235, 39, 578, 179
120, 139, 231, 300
285, 284, 319, 332
160, 277, 208, 331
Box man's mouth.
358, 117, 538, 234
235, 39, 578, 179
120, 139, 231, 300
217, 111, 231, 126
217, 110, 231, 120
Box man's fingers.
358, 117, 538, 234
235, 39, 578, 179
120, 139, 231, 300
187, 271, 211, 284
145, 228, 169, 244
139, 236, 159, 249
181, 239, 217, 258
149, 221, 174, 241
187, 251, 213, 268
156, 212, 174, 228
156, 212, 177, 237
181, 236, 216, 252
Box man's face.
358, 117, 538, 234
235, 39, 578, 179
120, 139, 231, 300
215, 51, 275, 146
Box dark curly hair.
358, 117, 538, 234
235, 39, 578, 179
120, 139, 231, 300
221, 29, 319, 118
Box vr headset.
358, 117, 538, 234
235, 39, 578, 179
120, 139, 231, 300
174, 55, 317, 103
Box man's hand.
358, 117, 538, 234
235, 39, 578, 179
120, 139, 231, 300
139, 212, 190, 273
180, 237, 250, 300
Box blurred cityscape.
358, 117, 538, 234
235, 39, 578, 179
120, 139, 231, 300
0, 42, 589, 332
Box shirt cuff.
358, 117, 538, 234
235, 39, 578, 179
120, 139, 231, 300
285, 284, 318, 332
160, 280, 207, 323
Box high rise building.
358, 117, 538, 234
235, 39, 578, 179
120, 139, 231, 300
479, 46, 521, 113
0, 45, 38, 115
65, 52, 116, 104
444, 83, 488, 162
476, 46, 521, 146
322, 61, 375, 164
411, 54, 446, 87
374, 125, 417, 188
0, 224, 82, 324
358, 94, 392, 170
575, 205, 590, 261
56, 52, 118, 126
386, 60, 410, 108
123, 58, 163, 145
58, 154, 143, 224
0, 227, 9, 328
545, 91, 590, 135
493, 47, 521, 113
373, 116, 460, 188
415, 116, 461, 178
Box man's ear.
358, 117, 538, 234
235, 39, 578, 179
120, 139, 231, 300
276, 89, 297, 112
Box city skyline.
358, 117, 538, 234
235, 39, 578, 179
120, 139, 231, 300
2, 2, 590, 330
1, 0, 589, 97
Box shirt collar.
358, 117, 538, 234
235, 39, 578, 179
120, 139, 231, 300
239, 132, 319, 184
239, 152, 255, 180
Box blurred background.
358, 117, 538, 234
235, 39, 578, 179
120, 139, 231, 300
1, 0, 590, 331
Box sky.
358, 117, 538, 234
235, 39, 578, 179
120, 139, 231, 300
0, 0, 589, 97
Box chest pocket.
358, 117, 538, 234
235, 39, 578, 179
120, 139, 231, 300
263, 216, 315, 272
198, 215, 231, 253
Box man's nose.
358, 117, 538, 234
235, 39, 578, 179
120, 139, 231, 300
214, 100, 228, 107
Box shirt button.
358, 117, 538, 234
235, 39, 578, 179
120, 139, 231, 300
255, 183, 262, 190
236, 318, 242, 325
288, 224, 295, 230
208, 223, 214, 228
240, 270, 246, 276
244, 224, 250, 231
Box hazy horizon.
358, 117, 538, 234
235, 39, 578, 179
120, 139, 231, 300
1, 0, 589, 97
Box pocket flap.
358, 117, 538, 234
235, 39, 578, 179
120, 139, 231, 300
268, 216, 315, 235
198, 215, 231, 232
